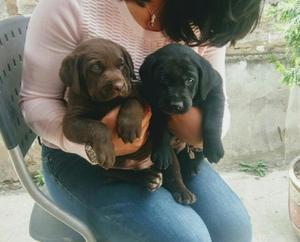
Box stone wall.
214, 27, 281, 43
0, 0, 36, 18
223, 57, 289, 167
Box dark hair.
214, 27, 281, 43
132, 0, 264, 47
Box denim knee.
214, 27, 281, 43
161, 222, 212, 242
210, 200, 252, 242
183, 160, 252, 242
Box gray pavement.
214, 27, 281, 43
222, 170, 300, 242
0, 169, 299, 242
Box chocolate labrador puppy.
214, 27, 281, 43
140, 43, 225, 203
60, 38, 162, 191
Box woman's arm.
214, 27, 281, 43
19, 0, 90, 159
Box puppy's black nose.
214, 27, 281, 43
170, 101, 184, 111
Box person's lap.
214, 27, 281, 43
42, 145, 251, 242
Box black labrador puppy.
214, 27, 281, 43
140, 43, 225, 174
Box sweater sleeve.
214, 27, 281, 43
19, 0, 89, 160
200, 46, 231, 138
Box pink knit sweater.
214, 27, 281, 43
20, 0, 230, 169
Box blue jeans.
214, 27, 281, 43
42, 145, 252, 242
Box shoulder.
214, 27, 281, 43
27, 0, 84, 47
201, 45, 227, 80
33, 0, 83, 14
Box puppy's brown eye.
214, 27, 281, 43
118, 58, 125, 69
90, 63, 102, 73
185, 78, 194, 86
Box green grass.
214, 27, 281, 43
33, 170, 44, 186
239, 160, 268, 177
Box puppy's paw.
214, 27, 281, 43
92, 131, 116, 169
139, 169, 163, 192
94, 142, 116, 169
151, 146, 173, 170
117, 117, 142, 143
117, 99, 143, 143
203, 140, 224, 163
172, 188, 197, 205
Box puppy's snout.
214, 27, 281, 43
112, 81, 125, 92
170, 101, 184, 111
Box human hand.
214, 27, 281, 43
101, 104, 152, 156
167, 107, 203, 148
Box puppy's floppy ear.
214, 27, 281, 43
139, 54, 157, 101
121, 47, 136, 80
195, 57, 223, 100
59, 53, 81, 94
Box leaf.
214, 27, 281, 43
268, 0, 300, 86
239, 160, 268, 177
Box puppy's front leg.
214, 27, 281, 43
117, 98, 144, 143
200, 85, 225, 163
163, 150, 196, 205
150, 111, 173, 170
63, 112, 115, 169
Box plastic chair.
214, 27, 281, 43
0, 16, 97, 242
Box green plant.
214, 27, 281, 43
239, 160, 268, 177
33, 170, 44, 186
268, 0, 300, 86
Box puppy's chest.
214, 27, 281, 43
80, 98, 125, 120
